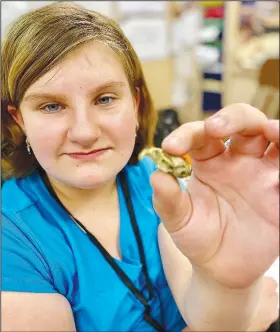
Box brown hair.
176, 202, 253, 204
1, 2, 157, 180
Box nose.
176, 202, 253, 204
67, 107, 101, 146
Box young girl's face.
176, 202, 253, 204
16, 42, 139, 188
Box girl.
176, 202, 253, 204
2, 2, 279, 331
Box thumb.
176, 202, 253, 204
150, 171, 192, 233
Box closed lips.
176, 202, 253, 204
67, 148, 110, 155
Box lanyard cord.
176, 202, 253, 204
41, 169, 165, 332
118, 170, 154, 300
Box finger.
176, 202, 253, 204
263, 142, 279, 167
162, 121, 205, 155
227, 133, 268, 157
190, 138, 226, 161
150, 171, 191, 233
161, 121, 226, 161
205, 104, 268, 138
264, 120, 279, 146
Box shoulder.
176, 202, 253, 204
1, 171, 63, 260
2, 173, 74, 295
2, 172, 49, 265
2, 172, 40, 214
2, 174, 46, 248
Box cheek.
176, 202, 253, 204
105, 108, 137, 147
24, 117, 64, 163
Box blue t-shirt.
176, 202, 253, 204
2, 157, 186, 331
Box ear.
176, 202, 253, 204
7, 105, 26, 132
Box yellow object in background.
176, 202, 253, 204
201, 1, 224, 8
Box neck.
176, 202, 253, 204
46, 175, 117, 213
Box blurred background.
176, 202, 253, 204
2, 0, 279, 145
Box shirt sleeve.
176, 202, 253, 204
2, 213, 57, 293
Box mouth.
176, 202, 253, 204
66, 148, 111, 160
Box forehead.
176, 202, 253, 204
25, 42, 128, 95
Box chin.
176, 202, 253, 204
71, 179, 111, 190
64, 173, 116, 189
63, 164, 125, 189
46, 153, 131, 188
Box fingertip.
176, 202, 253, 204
150, 171, 190, 233
162, 135, 181, 148
150, 171, 184, 210
161, 136, 185, 155
150, 171, 180, 194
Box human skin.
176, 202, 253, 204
11, 42, 139, 193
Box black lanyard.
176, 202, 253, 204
41, 169, 165, 332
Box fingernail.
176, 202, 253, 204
163, 136, 181, 147
209, 115, 227, 127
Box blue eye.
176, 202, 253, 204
43, 104, 61, 113
97, 96, 115, 105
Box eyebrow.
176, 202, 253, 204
23, 81, 126, 102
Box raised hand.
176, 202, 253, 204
151, 104, 279, 289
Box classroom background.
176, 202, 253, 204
2, 1, 279, 124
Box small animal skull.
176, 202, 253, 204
139, 147, 192, 178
